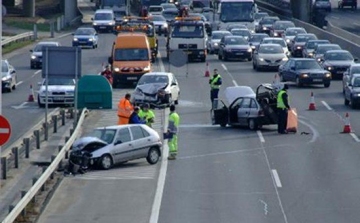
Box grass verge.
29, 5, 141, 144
2, 40, 35, 55
4, 19, 51, 32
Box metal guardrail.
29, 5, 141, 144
1, 32, 34, 47
1, 108, 88, 223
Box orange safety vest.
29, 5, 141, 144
117, 98, 133, 118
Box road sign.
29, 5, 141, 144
0, 115, 11, 146
169, 50, 187, 67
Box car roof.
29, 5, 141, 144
308, 39, 329, 43
352, 73, 360, 77
143, 72, 172, 76
96, 124, 149, 130
231, 28, 250, 32
263, 37, 284, 41
95, 9, 113, 13
259, 43, 283, 47
212, 30, 231, 34
350, 64, 360, 68
225, 86, 256, 104
317, 43, 340, 47
290, 58, 316, 61
325, 49, 351, 53
149, 5, 163, 8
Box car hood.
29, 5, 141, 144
350, 87, 360, 93
39, 85, 75, 92
258, 53, 286, 60
294, 42, 306, 46
136, 83, 168, 95
152, 21, 167, 26
324, 60, 354, 66
224, 86, 255, 105
296, 68, 327, 74
210, 39, 221, 44
225, 45, 250, 50
32, 51, 42, 56
72, 136, 108, 151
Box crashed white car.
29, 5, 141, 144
37, 78, 75, 108
132, 72, 180, 107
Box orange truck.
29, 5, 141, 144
108, 32, 152, 87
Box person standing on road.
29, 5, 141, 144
277, 84, 291, 134
117, 93, 134, 125
129, 106, 146, 124
167, 104, 180, 160
209, 69, 222, 109
139, 103, 155, 127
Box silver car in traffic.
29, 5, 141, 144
253, 44, 288, 71
207, 30, 232, 54
70, 124, 163, 170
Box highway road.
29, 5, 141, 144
34, 31, 360, 223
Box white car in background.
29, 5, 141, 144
253, 43, 288, 71
37, 78, 75, 108
1, 59, 17, 93
260, 37, 290, 56
132, 72, 180, 107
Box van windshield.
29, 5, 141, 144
114, 49, 149, 61
94, 13, 113, 20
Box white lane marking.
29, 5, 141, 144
271, 169, 282, 188
11, 102, 29, 109
158, 51, 165, 72
350, 133, 360, 142
330, 16, 339, 19
0, 128, 10, 134
298, 119, 320, 143
16, 81, 23, 86
149, 54, 168, 223
257, 130, 265, 143
32, 70, 41, 78
221, 63, 238, 86
352, 22, 360, 26
179, 124, 218, 128
321, 100, 332, 110
55, 33, 72, 39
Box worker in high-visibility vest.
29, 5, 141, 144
167, 104, 180, 160
139, 103, 155, 127
209, 69, 222, 109
277, 84, 291, 134
117, 93, 134, 125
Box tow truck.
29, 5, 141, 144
167, 16, 207, 62
114, 16, 158, 61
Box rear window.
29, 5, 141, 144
149, 7, 163, 12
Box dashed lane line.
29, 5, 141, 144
321, 100, 332, 110
271, 169, 282, 188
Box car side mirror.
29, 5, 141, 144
114, 140, 122, 145
37, 81, 42, 86
10, 69, 16, 74
108, 56, 113, 64
354, 58, 358, 62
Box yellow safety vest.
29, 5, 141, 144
210, 75, 221, 89
277, 90, 287, 109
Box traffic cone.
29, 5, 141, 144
28, 84, 34, 102
204, 62, 210, 77
308, 92, 316, 111
342, 112, 352, 133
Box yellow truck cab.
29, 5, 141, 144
114, 16, 158, 61
108, 33, 152, 87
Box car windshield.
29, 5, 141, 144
162, 10, 178, 20
1, 61, 8, 73
161, 4, 176, 9
231, 30, 250, 37
285, 29, 306, 36
258, 45, 283, 54
262, 39, 286, 47
317, 45, 341, 54
350, 67, 360, 74
273, 22, 294, 30
114, 49, 149, 61
254, 13, 268, 20
94, 13, 112, 20
34, 44, 57, 52
295, 60, 322, 69
225, 37, 247, 45
75, 28, 94, 35
212, 32, 230, 40
151, 15, 166, 21
137, 75, 169, 85
171, 24, 204, 38
296, 35, 316, 42
89, 129, 117, 144
249, 35, 267, 42
306, 41, 329, 49
193, 1, 209, 8
47, 78, 75, 86
353, 77, 360, 87
324, 52, 354, 61
149, 7, 162, 12
261, 18, 278, 24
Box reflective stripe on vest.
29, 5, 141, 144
277, 90, 286, 109
210, 75, 221, 89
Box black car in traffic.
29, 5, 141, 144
320, 50, 357, 79
218, 36, 252, 61
279, 58, 332, 88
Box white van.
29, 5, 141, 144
92, 9, 115, 33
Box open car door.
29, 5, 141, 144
256, 83, 280, 124
211, 99, 229, 127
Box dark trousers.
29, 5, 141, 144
210, 89, 219, 103
277, 108, 288, 133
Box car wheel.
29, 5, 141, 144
223, 54, 228, 61
256, 64, 261, 72
38, 96, 45, 108
248, 119, 258, 130
296, 77, 302, 87
146, 147, 160, 164
12, 78, 16, 90
92, 44, 96, 49
324, 83, 330, 88
99, 154, 113, 170
345, 98, 350, 106
218, 53, 222, 60
30, 64, 35, 69
253, 61, 256, 70
248, 57, 252, 62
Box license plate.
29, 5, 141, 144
127, 77, 137, 80
236, 53, 243, 55
269, 63, 278, 66
313, 78, 322, 82
99, 26, 106, 29
53, 97, 63, 101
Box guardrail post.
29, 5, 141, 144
52, 115, 58, 133
61, 15, 65, 29
1, 157, 7, 179
34, 130, 40, 149
61, 109, 66, 126
70, 128, 74, 136
33, 23, 38, 40
50, 155, 56, 179
21, 190, 27, 216
50, 21, 55, 38
12, 147, 19, 168
44, 122, 48, 141
69, 108, 74, 119
32, 177, 38, 203
24, 138, 30, 158
65, 151, 69, 159
65, 136, 70, 143
41, 167, 47, 191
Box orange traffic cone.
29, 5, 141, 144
342, 112, 352, 133
204, 62, 210, 77
308, 92, 316, 110
28, 84, 34, 102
